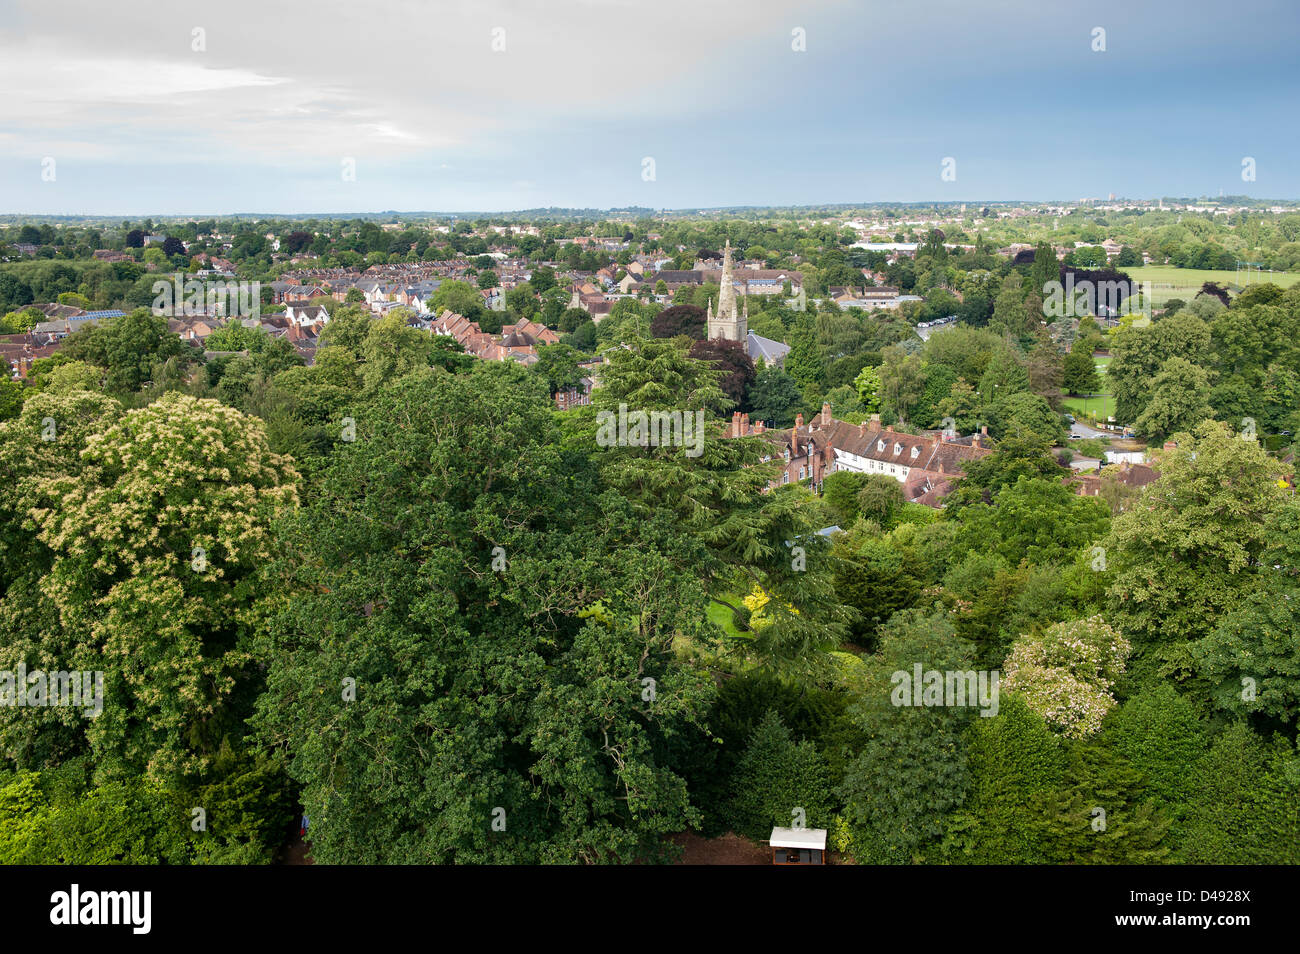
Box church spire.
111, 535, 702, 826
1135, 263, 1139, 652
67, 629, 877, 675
716, 238, 737, 328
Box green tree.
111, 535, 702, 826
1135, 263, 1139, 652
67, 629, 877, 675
878, 346, 925, 423
1105, 685, 1206, 818
1036, 739, 1171, 864
1107, 313, 1211, 424
986, 391, 1067, 445
940, 694, 1065, 864
746, 365, 803, 427
1104, 420, 1285, 682
1132, 357, 1215, 441
838, 608, 976, 863
1, 394, 298, 780
60, 308, 190, 394
532, 343, 584, 395
852, 364, 882, 414
856, 474, 906, 528
726, 711, 832, 840
254, 365, 714, 863
359, 312, 433, 392
1178, 722, 1300, 863
1062, 348, 1100, 394
1193, 582, 1300, 729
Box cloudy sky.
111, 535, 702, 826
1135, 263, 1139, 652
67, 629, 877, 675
1, 0, 1297, 214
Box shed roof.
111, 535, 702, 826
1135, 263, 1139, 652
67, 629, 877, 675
769, 827, 827, 850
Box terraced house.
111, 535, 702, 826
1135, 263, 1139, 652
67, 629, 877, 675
729, 405, 993, 506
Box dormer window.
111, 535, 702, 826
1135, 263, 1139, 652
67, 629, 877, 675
911, 445, 920, 459
877, 439, 885, 452
893, 442, 903, 455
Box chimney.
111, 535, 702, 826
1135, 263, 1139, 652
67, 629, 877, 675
1163, 440, 1176, 451
870, 413, 881, 428
981, 425, 988, 436
732, 410, 741, 438
741, 413, 749, 434
795, 413, 803, 430
755, 420, 764, 434
821, 402, 831, 426
859, 421, 867, 436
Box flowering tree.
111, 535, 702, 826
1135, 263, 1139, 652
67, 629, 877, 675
1003, 616, 1131, 739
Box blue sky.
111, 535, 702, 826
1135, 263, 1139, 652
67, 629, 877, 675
1, 0, 1297, 214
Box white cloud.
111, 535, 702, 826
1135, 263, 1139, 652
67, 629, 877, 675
0, 0, 832, 166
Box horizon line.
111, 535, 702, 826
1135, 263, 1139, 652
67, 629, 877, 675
3, 197, 1297, 221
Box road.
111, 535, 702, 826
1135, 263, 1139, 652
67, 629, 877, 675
1070, 421, 1111, 439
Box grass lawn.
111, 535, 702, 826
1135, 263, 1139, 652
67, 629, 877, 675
1065, 355, 1117, 423
706, 592, 747, 639
1121, 265, 1300, 306
1064, 393, 1116, 423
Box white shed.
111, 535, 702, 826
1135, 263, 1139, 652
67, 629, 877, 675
769, 827, 828, 865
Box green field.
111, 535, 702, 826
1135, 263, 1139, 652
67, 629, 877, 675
1121, 265, 1300, 306
1064, 393, 1116, 424
1064, 355, 1116, 424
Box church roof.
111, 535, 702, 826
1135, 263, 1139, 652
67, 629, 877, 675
747, 332, 791, 365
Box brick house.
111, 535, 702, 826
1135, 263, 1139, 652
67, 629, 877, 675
726, 405, 994, 505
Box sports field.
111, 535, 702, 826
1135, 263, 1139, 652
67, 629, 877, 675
1121, 265, 1300, 306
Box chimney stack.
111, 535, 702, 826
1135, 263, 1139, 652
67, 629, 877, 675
870, 413, 881, 428
821, 402, 831, 426
755, 420, 764, 434
732, 410, 741, 438
741, 413, 749, 434
885, 423, 894, 433
795, 413, 803, 430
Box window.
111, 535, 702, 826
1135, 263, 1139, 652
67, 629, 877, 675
799, 466, 806, 480
893, 442, 902, 455
877, 439, 885, 452
911, 445, 920, 459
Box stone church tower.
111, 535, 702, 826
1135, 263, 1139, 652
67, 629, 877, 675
706, 239, 747, 342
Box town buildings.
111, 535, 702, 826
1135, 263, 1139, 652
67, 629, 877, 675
726, 404, 993, 506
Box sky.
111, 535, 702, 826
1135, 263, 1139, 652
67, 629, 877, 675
1, 0, 1297, 215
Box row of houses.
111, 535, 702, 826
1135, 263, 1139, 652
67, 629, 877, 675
725, 406, 1164, 508
727, 406, 994, 506
429, 310, 561, 364
427, 309, 600, 408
